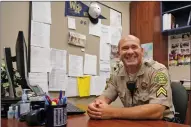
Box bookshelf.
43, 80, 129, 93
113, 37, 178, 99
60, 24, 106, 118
161, 2, 191, 35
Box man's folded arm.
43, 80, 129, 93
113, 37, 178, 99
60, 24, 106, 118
111, 103, 165, 119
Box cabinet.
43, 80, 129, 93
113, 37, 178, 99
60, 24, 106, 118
161, 2, 191, 35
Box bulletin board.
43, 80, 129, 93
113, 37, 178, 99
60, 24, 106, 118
28, 1, 122, 96
168, 32, 191, 81
29, 1, 122, 75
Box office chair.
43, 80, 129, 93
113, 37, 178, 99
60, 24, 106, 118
171, 81, 188, 124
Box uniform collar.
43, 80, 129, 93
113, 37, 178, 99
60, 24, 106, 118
118, 61, 145, 77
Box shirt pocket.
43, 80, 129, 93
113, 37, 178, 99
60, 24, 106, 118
138, 91, 149, 104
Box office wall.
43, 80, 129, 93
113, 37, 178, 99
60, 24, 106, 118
0, 2, 130, 107
0, 2, 29, 59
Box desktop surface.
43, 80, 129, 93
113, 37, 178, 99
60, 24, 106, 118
1, 114, 190, 127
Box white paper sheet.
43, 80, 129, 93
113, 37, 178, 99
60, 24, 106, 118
84, 54, 97, 75
32, 2, 51, 24
68, 54, 83, 77
31, 46, 51, 72
68, 17, 76, 30
100, 42, 111, 61
29, 72, 49, 94
65, 77, 79, 97
49, 69, 68, 91
31, 20, 50, 48
100, 60, 110, 72
110, 9, 121, 27
50, 48, 67, 72
100, 71, 110, 79
90, 76, 107, 95
89, 19, 101, 37
101, 25, 111, 44
110, 26, 122, 45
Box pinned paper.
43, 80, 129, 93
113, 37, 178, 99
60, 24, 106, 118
84, 54, 97, 75
77, 75, 91, 97
68, 17, 76, 29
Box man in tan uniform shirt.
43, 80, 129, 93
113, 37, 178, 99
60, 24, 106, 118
87, 35, 175, 121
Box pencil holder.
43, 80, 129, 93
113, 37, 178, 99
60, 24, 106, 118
45, 104, 67, 127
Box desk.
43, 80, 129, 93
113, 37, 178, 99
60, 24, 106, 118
1, 114, 190, 127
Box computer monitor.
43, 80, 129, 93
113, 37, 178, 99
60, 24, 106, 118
3, 47, 16, 98
3, 31, 44, 98
15, 31, 30, 89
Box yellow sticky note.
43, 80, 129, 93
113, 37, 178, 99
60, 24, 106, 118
77, 75, 91, 97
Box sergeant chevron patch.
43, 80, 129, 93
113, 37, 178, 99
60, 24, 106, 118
156, 86, 167, 97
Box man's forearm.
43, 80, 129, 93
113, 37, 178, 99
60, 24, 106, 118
96, 95, 112, 104
111, 104, 165, 120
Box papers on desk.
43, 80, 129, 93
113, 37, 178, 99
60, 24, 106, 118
89, 19, 101, 37
31, 20, 50, 48
29, 72, 49, 94
65, 77, 79, 97
50, 48, 67, 72
30, 46, 51, 72
68, 54, 83, 77
49, 69, 68, 91
32, 2, 51, 24
84, 54, 97, 75
77, 75, 91, 97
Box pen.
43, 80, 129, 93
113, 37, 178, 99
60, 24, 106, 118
62, 96, 67, 105
58, 90, 63, 105
44, 96, 50, 105
45, 95, 52, 105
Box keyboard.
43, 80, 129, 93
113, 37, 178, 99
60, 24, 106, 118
66, 102, 86, 115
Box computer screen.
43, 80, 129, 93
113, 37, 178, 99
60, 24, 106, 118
4, 31, 45, 98
15, 31, 30, 89
3, 47, 16, 98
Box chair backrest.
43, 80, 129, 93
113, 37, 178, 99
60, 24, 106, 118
171, 81, 188, 123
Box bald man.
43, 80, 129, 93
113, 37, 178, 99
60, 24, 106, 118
87, 35, 176, 122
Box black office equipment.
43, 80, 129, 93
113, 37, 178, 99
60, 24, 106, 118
66, 102, 86, 115
1, 31, 41, 117
3, 47, 16, 98
15, 31, 31, 90
171, 81, 188, 123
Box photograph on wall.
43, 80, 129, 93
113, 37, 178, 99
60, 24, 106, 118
110, 45, 119, 59
68, 31, 86, 48
141, 42, 153, 61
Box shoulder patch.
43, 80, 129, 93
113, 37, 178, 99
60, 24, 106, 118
154, 72, 168, 85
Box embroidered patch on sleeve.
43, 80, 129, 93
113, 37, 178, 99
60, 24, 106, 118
156, 86, 167, 97
154, 72, 168, 85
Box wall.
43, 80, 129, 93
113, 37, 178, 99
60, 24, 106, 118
0, 2, 130, 107
0, 2, 29, 59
